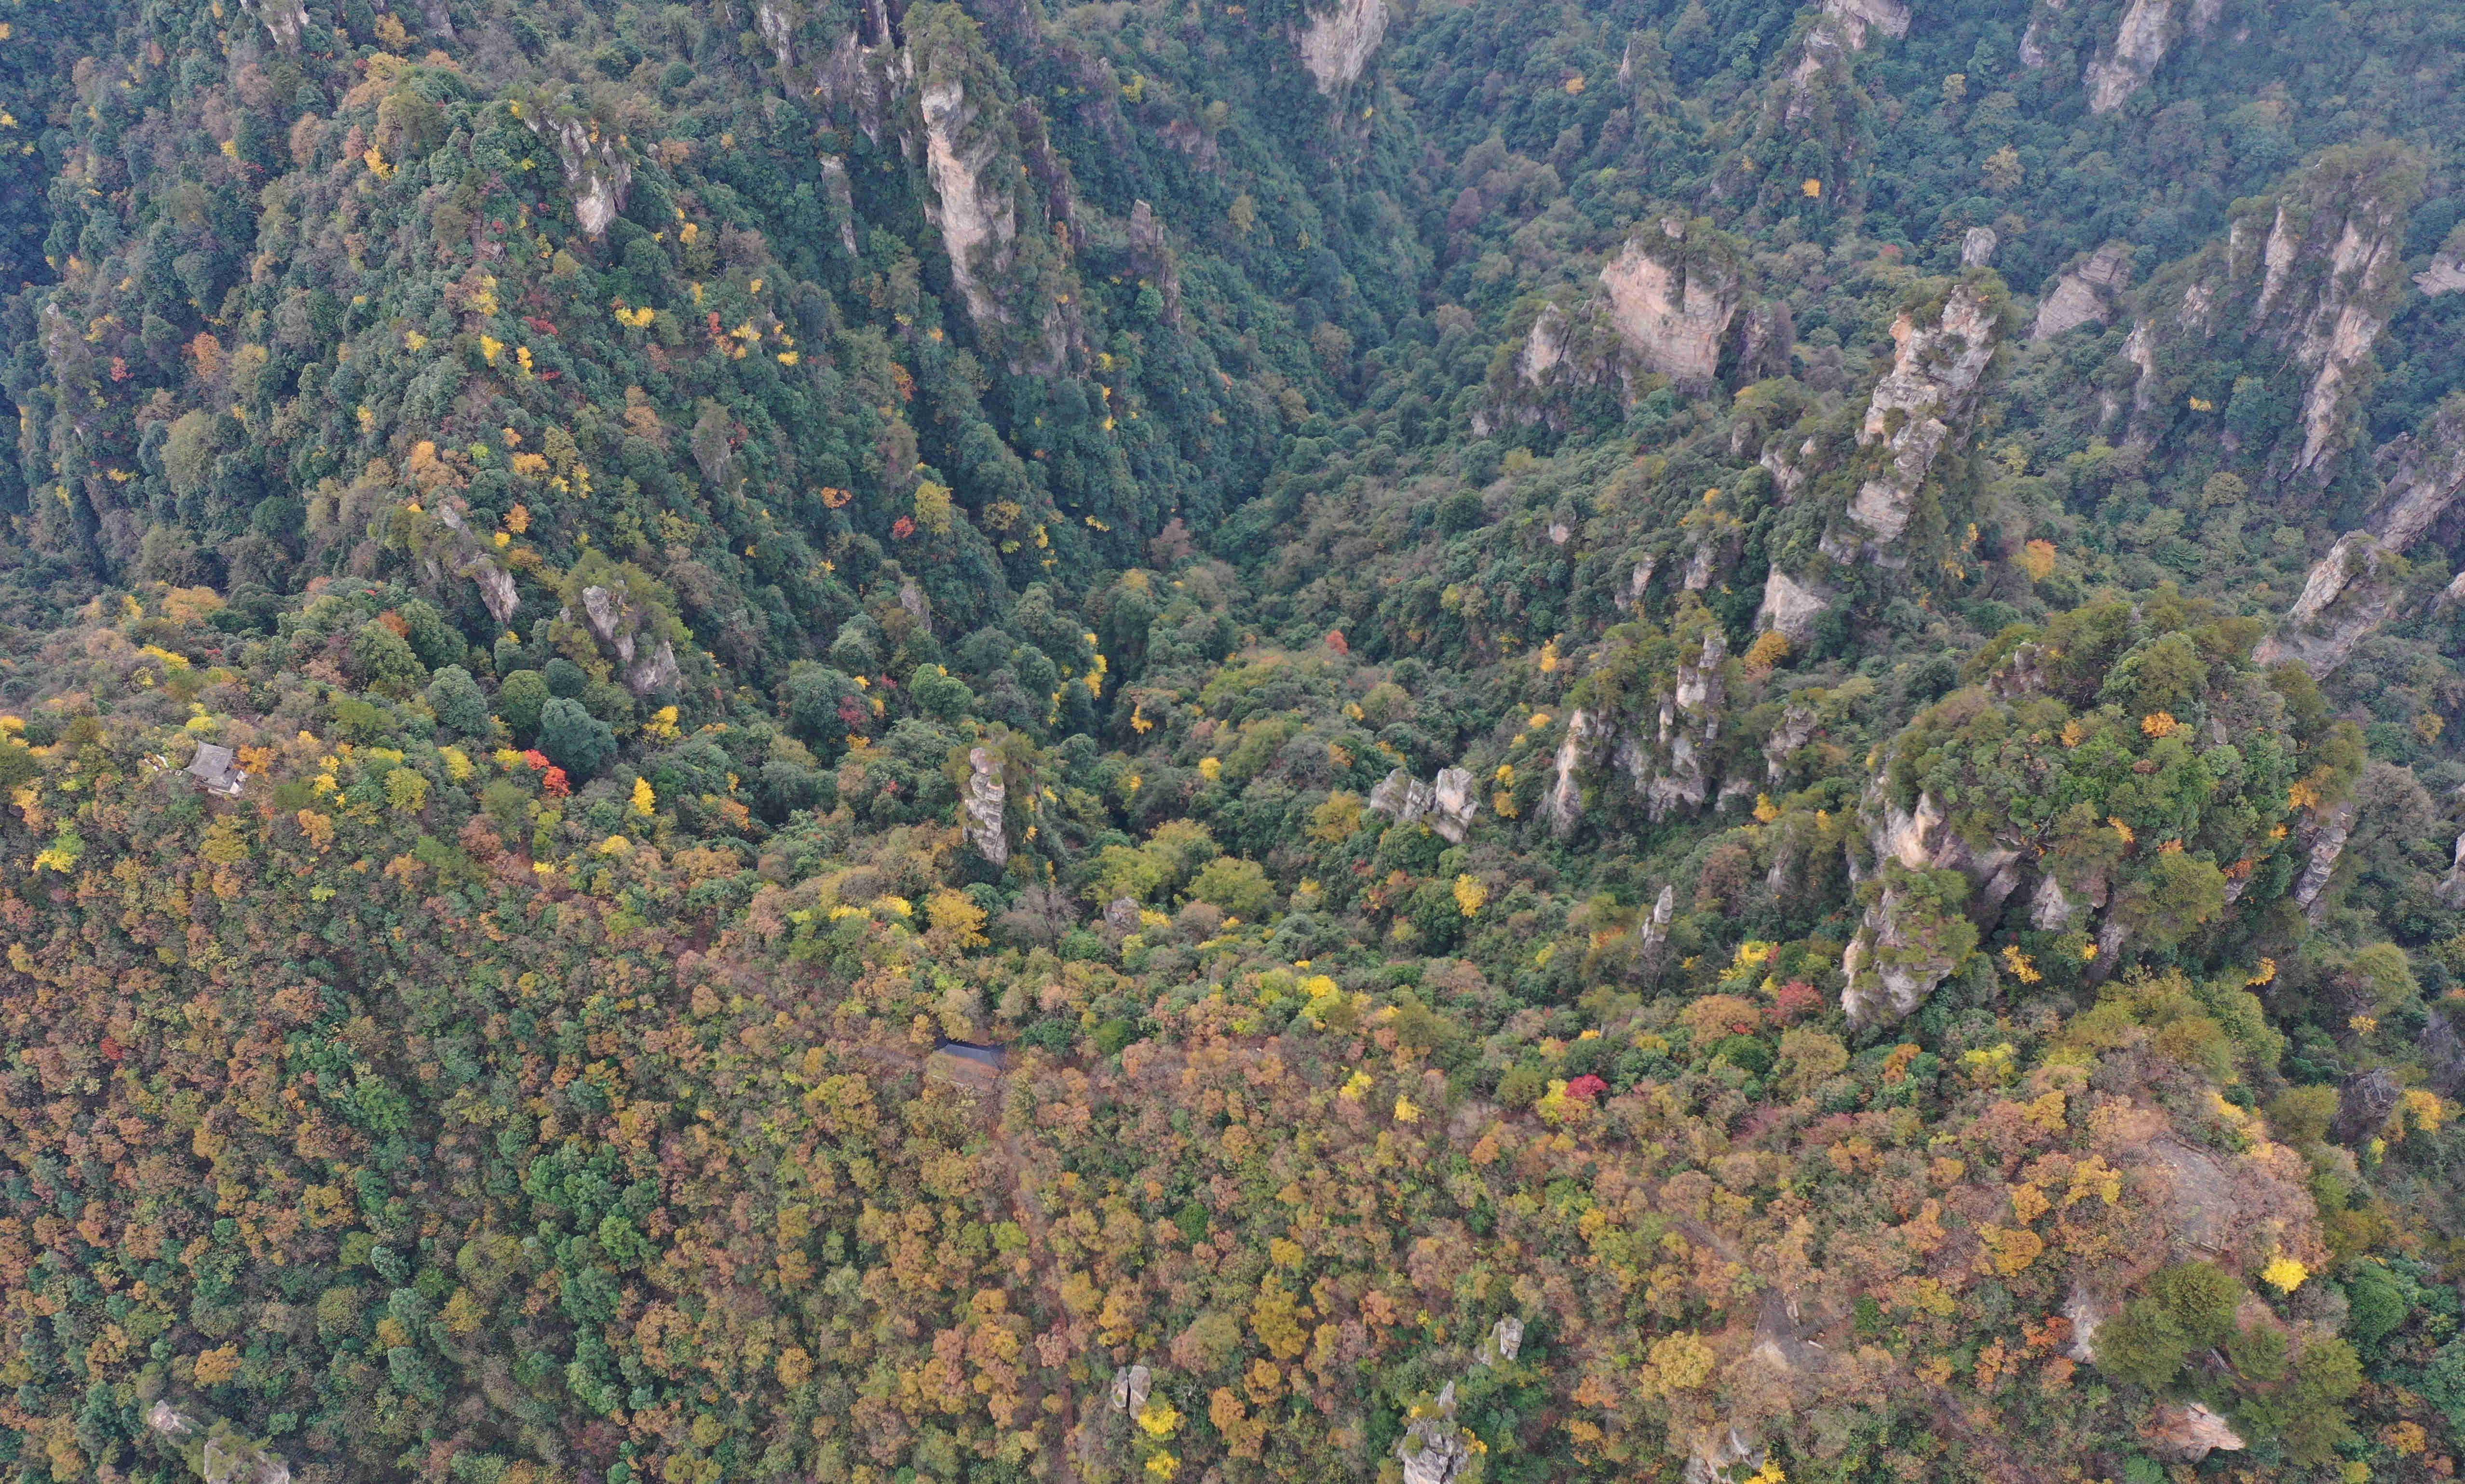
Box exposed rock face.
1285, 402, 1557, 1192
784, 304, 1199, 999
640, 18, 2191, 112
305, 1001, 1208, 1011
1682, 1426, 1766, 1484
1834, 283, 2000, 556
2368, 397, 2465, 552
2255, 531, 2397, 675
2420, 252, 2465, 297
1640, 629, 1728, 821
1478, 1315, 1524, 1365
1598, 221, 1743, 384
1962, 227, 2000, 268
963, 746, 1007, 865
240, 0, 309, 51
1520, 304, 1571, 385
426, 498, 521, 627
2332, 1067, 2402, 1145
1298, 0, 1389, 95
2031, 241, 2134, 340
2421, 1009, 2465, 1095
1821, 0, 1910, 46
2085, 0, 2176, 114
1641, 883, 1677, 945
1368, 767, 1479, 843
525, 116, 634, 240
570, 584, 683, 697
2062, 1284, 2107, 1362
2224, 168, 2417, 475
919, 77, 1017, 335
2143, 1403, 2245, 1463
1841, 866, 1968, 1025
755, 0, 796, 69
1540, 709, 1609, 837
1110, 1362, 1152, 1416
2284, 797, 2353, 921
1756, 567, 1832, 647
1395, 1382, 1471, 1484
1429, 768, 1477, 843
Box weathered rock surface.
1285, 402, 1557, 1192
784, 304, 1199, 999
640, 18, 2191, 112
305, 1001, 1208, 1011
1110, 1362, 1152, 1416
963, 746, 1007, 865
1368, 766, 1480, 843
1756, 567, 1832, 647
1962, 227, 2000, 268
2031, 241, 2134, 340
1598, 221, 1743, 384
920, 77, 1016, 335
1834, 283, 2000, 557
1395, 1381, 1471, 1484
1681, 1426, 1766, 1484
240, 0, 308, 50
525, 116, 633, 240
2254, 532, 2397, 675
2085, 0, 2176, 114
2143, 1402, 2245, 1463
1540, 709, 1609, 837
1298, 0, 1390, 95
2332, 1067, 2402, 1145
1479, 1315, 1524, 1365
1821, 0, 1910, 46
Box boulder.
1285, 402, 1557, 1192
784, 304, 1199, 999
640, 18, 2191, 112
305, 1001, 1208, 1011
1961, 227, 2000, 267
1109, 1362, 1152, 1416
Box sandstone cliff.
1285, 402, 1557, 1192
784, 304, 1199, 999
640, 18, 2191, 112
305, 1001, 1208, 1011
524, 113, 633, 240
1826, 281, 2001, 560
1598, 220, 1746, 386
2258, 396, 2465, 673
1298, 0, 1390, 96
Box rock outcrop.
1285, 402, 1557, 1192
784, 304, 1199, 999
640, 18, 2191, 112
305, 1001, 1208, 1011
1599, 220, 1744, 385
1297, 0, 1390, 95
425, 498, 522, 628
2255, 531, 2398, 675
1681, 1426, 1766, 1484
2242, 171, 2415, 474
963, 746, 1007, 865
1636, 628, 1729, 821
1540, 709, 1610, 837
1961, 227, 2000, 268
1839, 786, 2022, 1025
570, 583, 683, 697
2257, 400, 2465, 673
1109, 1362, 1152, 1417
919, 76, 1017, 335
525, 115, 633, 240
1395, 1382, 1472, 1484
1368, 766, 1479, 843
1755, 567, 1832, 647
2085, 0, 2177, 113
2419, 246, 2465, 297
1828, 282, 2001, 559
1820, 0, 1910, 47
2331, 1067, 2402, 1145
2143, 1403, 2246, 1463
239, 0, 308, 50
1476, 1315, 1524, 1365
2031, 241, 2134, 340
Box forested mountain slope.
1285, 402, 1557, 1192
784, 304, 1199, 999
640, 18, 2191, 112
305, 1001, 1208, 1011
2, 0, 2465, 1482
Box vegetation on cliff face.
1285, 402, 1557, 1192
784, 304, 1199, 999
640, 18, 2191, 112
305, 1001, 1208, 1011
2, 0, 2465, 1483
